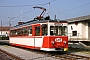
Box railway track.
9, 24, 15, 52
0, 41, 24, 60
54, 53, 90, 60
0, 46, 90, 60
0, 47, 24, 60
0, 41, 90, 60
25, 48, 90, 60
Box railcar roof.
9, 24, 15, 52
13, 19, 67, 28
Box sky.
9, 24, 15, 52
0, 0, 90, 26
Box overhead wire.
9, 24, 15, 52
49, 4, 70, 19
2, 8, 34, 25
2, 0, 90, 25
0, 0, 56, 7
10, 8, 34, 21
55, 2, 90, 14
46, 2, 90, 20
2, 0, 56, 26
0, 0, 2, 4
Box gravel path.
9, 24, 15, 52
0, 45, 60, 60
0, 45, 90, 60
0, 40, 90, 60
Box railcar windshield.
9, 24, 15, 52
50, 26, 67, 36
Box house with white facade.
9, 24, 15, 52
67, 15, 90, 42
0, 26, 10, 37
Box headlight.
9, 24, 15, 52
63, 41, 66, 44
51, 41, 55, 45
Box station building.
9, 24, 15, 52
67, 15, 90, 42
66, 15, 90, 49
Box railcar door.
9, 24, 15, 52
32, 24, 42, 49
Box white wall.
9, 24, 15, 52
0, 31, 9, 36
68, 21, 89, 40
85, 23, 88, 38
68, 22, 83, 38
82, 22, 88, 38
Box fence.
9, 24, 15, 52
68, 33, 89, 41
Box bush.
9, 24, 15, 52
0, 37, 2, 40
0, 37, 9, 40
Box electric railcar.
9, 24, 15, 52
9, 19, 68, 52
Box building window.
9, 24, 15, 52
71, 26, 73, 30
72, 31, 77, 36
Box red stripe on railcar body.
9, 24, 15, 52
10, 43, 40, 50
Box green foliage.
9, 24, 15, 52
0, 37, 9, 40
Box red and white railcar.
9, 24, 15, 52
9, 19, 68, 51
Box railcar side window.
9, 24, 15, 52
29, 26, 32, 36
17, 29, 20, 35
20, 28, 24, 35
42, 24, 47, 36
23, 28, 28, 35
10, 30, 16, 36
35, 26, 40, 36
10, 27, 29, 36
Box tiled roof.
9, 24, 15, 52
0, 26, 11, 31
66, 15, 90, 22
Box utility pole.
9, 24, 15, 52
20, 10, 22, 22
9, 21, 11, 30
8, 17, 12, 31
1, 21, 2, 36
48, 2, 50, 16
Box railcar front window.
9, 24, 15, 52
50, 26, 67, 36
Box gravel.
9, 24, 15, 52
0, 51, 13, 60
0, 45, 60, 60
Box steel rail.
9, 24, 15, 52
0, 48, 24, 60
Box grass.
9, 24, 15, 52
69, 47, 90, 54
